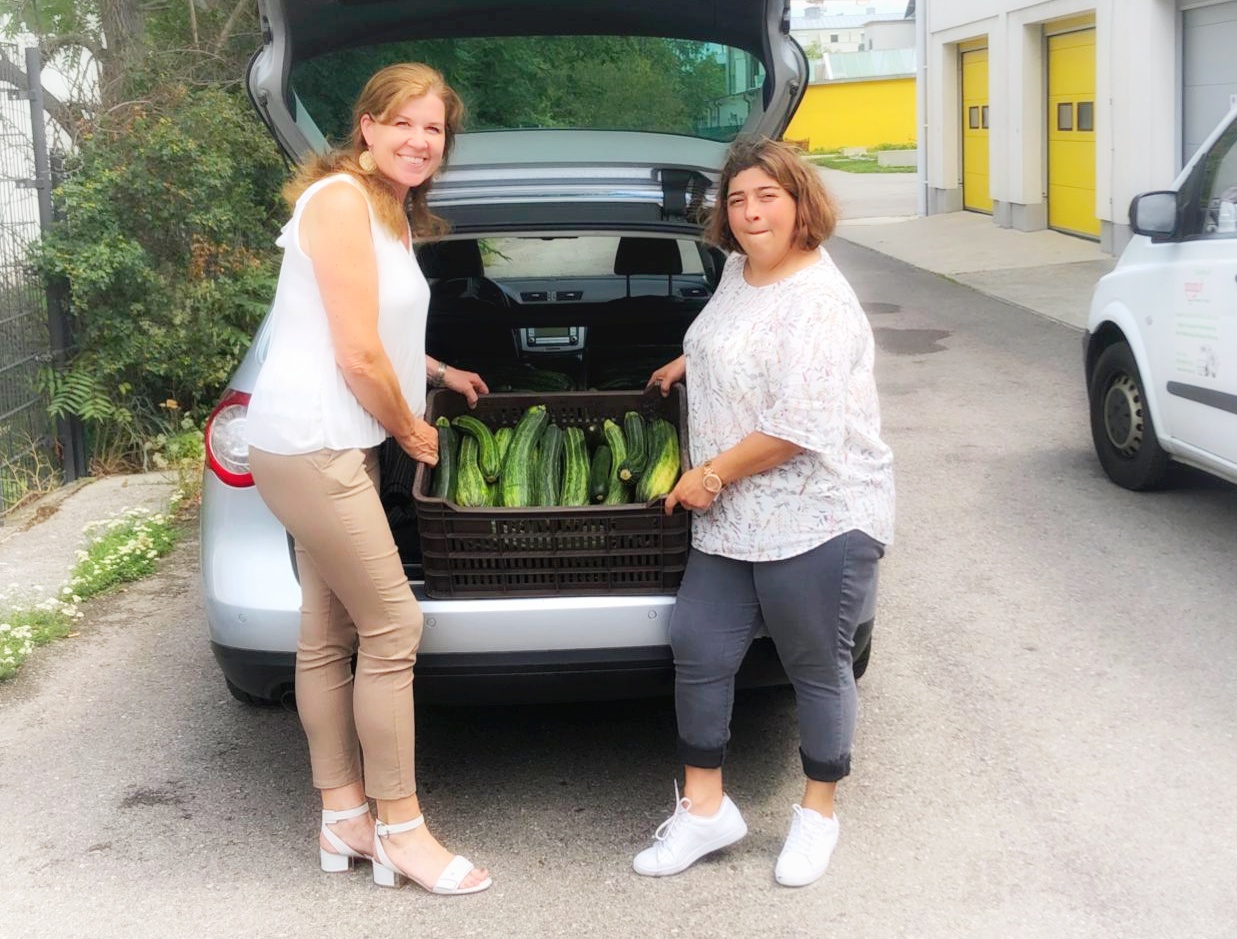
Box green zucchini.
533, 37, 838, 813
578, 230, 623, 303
602, 419, 627, 487
602, 478, 631, 504
635, 419, 681, 502
494, 426, 513, 467
429, 416, 458, 500
454, 435, 490, 507
616, 411, 648, 482
451, 414, 500, 483
500, 404, 549, 507
560, 426, 590, 506
535, 424, 565, 507
588, 444, 612, 504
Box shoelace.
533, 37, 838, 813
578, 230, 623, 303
653, 782, 693, 843
785, 804, 827, 857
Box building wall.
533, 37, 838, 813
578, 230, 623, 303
922, 0, 1192, 253
794, 26, 868, 53
785, 77, 917, 151
867, 20, 916, 50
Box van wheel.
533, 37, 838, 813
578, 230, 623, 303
1088, 341, 1170, 490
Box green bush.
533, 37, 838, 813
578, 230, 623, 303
35, 85, 287, 467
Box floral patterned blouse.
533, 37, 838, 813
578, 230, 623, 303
682, 246, 895, 562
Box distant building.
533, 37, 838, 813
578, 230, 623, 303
785, 6, 917, 152
921, 0, 1237, 254
791, 10, 906, 55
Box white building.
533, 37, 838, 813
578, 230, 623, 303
792, 9, 907, 55
919, 0, 1237, 253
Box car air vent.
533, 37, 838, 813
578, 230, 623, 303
520, 291, 549, 302
555, 290, 583, 301
679, 286, 709, 298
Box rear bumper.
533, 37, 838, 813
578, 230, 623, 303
212, 619, 872, 707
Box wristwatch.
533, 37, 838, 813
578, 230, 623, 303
701, 462, 724, 495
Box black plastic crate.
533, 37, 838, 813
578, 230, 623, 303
412, 386, 690, 599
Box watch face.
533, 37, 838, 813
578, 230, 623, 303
703, 472, 722, 494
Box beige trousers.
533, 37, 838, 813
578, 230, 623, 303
249, 446, 423, 800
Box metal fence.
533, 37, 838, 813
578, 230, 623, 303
0, 44, 81, 515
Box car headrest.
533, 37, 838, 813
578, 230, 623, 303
613, 237, 683, 276
417, 239, 484, 280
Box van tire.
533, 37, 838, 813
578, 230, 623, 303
1088, 341, 1170, 490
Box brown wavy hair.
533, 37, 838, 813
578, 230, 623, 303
704, 136, 839, 253
283, 62, 465, 241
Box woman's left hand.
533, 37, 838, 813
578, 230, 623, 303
444, 367, 489, 407
663, 466, 716, 515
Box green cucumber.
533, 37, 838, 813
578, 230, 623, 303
451, 414, 500, 483
535, 424, 565, 506
500, 404, 549, 507
617, 411, 648, 482
494, 426, 513, 467
429, 416, 458, 500
454, 434, 490, 507
560, 426, 590, 506
588, 444, 612, 504
635, 419, 681, 502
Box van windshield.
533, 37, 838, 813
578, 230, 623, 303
290, 36, 766, 145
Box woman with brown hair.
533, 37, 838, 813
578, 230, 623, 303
245, 63, 491, 895
637, 137, 895, 886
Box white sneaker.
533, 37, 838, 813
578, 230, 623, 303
632, 784, 748, 877
774, 804, 839, 887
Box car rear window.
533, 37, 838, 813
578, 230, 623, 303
290, 36, 765, 144
481, 236, 704, 278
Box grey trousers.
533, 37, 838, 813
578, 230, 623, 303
670, 530, 884, 782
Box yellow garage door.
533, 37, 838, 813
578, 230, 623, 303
1047, 30, 1099, 237
961, 48, 991, 213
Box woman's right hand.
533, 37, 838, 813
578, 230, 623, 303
398, 418, 439, 466
646, 355, 686, 397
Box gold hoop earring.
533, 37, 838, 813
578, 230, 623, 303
358, 150, 377, 173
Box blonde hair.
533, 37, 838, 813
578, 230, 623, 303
705, 137, 839, 252
283, 62, 465, 240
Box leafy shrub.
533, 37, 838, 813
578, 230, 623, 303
35, 85, 287, 466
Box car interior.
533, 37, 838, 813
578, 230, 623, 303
381, 233, 723, 578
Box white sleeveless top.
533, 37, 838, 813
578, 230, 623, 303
246, 174, 429, 454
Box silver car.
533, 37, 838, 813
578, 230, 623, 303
201, 0, 873, 706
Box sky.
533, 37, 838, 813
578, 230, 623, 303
790, 1, 910, 14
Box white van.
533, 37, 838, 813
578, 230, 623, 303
1084, 106, 1237, 490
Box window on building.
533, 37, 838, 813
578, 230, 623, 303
1057, 103, 1073, 131
830, 34, 839, 42
969, 107, 980, 129
981, 105, 989, 129
1077, 101, 1094, 132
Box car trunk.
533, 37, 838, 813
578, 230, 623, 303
379, 233, 713, 583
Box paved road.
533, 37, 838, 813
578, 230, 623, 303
3, 242, 1236, 938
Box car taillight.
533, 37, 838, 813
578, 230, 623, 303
205, 389, 253, 487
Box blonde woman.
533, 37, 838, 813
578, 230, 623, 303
246, 63, 490, 895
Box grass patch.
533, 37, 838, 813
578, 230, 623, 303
809, 152, 916, 174
0, 602, 80, 681
0, 499, 186, 682
67, 507, 181, 600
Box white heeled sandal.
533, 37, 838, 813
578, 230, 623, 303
372, 814, 492, 895
319, 804, 373, 872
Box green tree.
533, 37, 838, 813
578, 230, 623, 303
4, 2, 286, 467
1, 0, 260, 139
36, 85, 285, 453
291, 36, 729, 143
